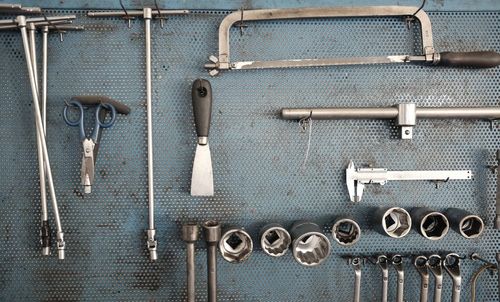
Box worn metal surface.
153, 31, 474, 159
0, 5, 499, 302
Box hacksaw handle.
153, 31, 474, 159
438, 51, 500, 68
192, 79, 213, 140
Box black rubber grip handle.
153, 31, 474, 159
439, 51, 500, 68
71, 95, 131, 115
192, 79, 213, 138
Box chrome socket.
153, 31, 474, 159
373, 207, 412, 238
444, 208, 484, 239
290, 221, 331, 266
219, 228, 253, 263
411, 208, 449, 240
260, 223, 291, 257
331, 217, 361, 246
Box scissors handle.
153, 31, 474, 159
92, 103, 116, 141
63, 100, 85, 141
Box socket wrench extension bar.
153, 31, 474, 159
87, 7, 189, 261
0, 14, 77, 259
204, 6, 500, 75
346, 161, 472, 202
281, 103, 500, 139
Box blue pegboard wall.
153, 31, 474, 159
0, 1, 499, 301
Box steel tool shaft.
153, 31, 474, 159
182, 224, 199, 302
203, 221, 221, 302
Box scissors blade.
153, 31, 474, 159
80, 139, 95, 194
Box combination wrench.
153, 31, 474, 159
351, 257, 362, 302
376, 255, 389, 302
443, 253, 462, 302
391, 255, 405, 302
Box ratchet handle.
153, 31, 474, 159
192, 79, 213, 140
438, 51, 500, 68
71, 95, 131, 115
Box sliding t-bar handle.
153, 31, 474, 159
282, 103, 500, 139
88, 7, 189, 262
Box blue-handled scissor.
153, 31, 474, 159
63, 100, 117, 194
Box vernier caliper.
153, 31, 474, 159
346, 161, 472, 202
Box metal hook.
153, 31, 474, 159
433, 177, 450, 189
154, 0, 167, 28
405, 0, 426, 29
235, 7, 248, 37
41, 10, 65, 42
119, 0, 135, 28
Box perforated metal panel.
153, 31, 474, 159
0, 7, 499, 302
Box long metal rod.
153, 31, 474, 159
281, 106, 500, 120
186, 242, 195, 302
143, 8, 157, 261
18, 16, 65, 259
28, 22, 50, 256
0, 15, 75, 26
87, 9, 188, 17
207, 244, 217, 302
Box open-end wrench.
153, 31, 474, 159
391, 255, 405, 302
351, 257, 362, 302
376, 255, 389, 302
414, 256, 430, 302
428, 255, 443, 302
443, 253, 461, 302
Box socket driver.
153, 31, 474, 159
410, 208, 449, 240
443, 253, 462, 302
351, 257, 362, 302
444, 208, 484, 239
203, 221, 221, 302
414, 256, 430, 302
373, 207, 412, 238
219, 228, 253, 263
427, 255, 443, 302
182, 223, 199, 302
290, 221, 331, 266
260, 223, 291, 257
331, 217, 361, 246
391, 255, 405, 302
376, 255, 389, 302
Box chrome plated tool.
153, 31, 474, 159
350, 257, 362, 302
87, 6, 190, 261
443, 253, 462, 302
346, 161, 472, 202
372, 207, 412, 238
0, 3, 41, 14
260, 224, 291, 257
414, 256, 430, 302
495, 150, 500, 229
191, 79, 214, 196
444, 208, 484, 239
410, 208, 449, 240
1, 13, 77, 260
331, 217, 361, 246
219, 228, 253, 263
391, 255, 405, 302
63, 96, 130, 194
376, 255, 389, 302
282, 103, 500, 140
428, 255, 443, 302
204, 6, 500, 75
290, 221, 331, 266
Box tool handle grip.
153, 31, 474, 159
192, 79, 213, 139
439, 51, 500, 68
71, 95, 131, 115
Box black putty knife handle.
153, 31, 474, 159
438, 51, 500, 68
192, 79, 212, 145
